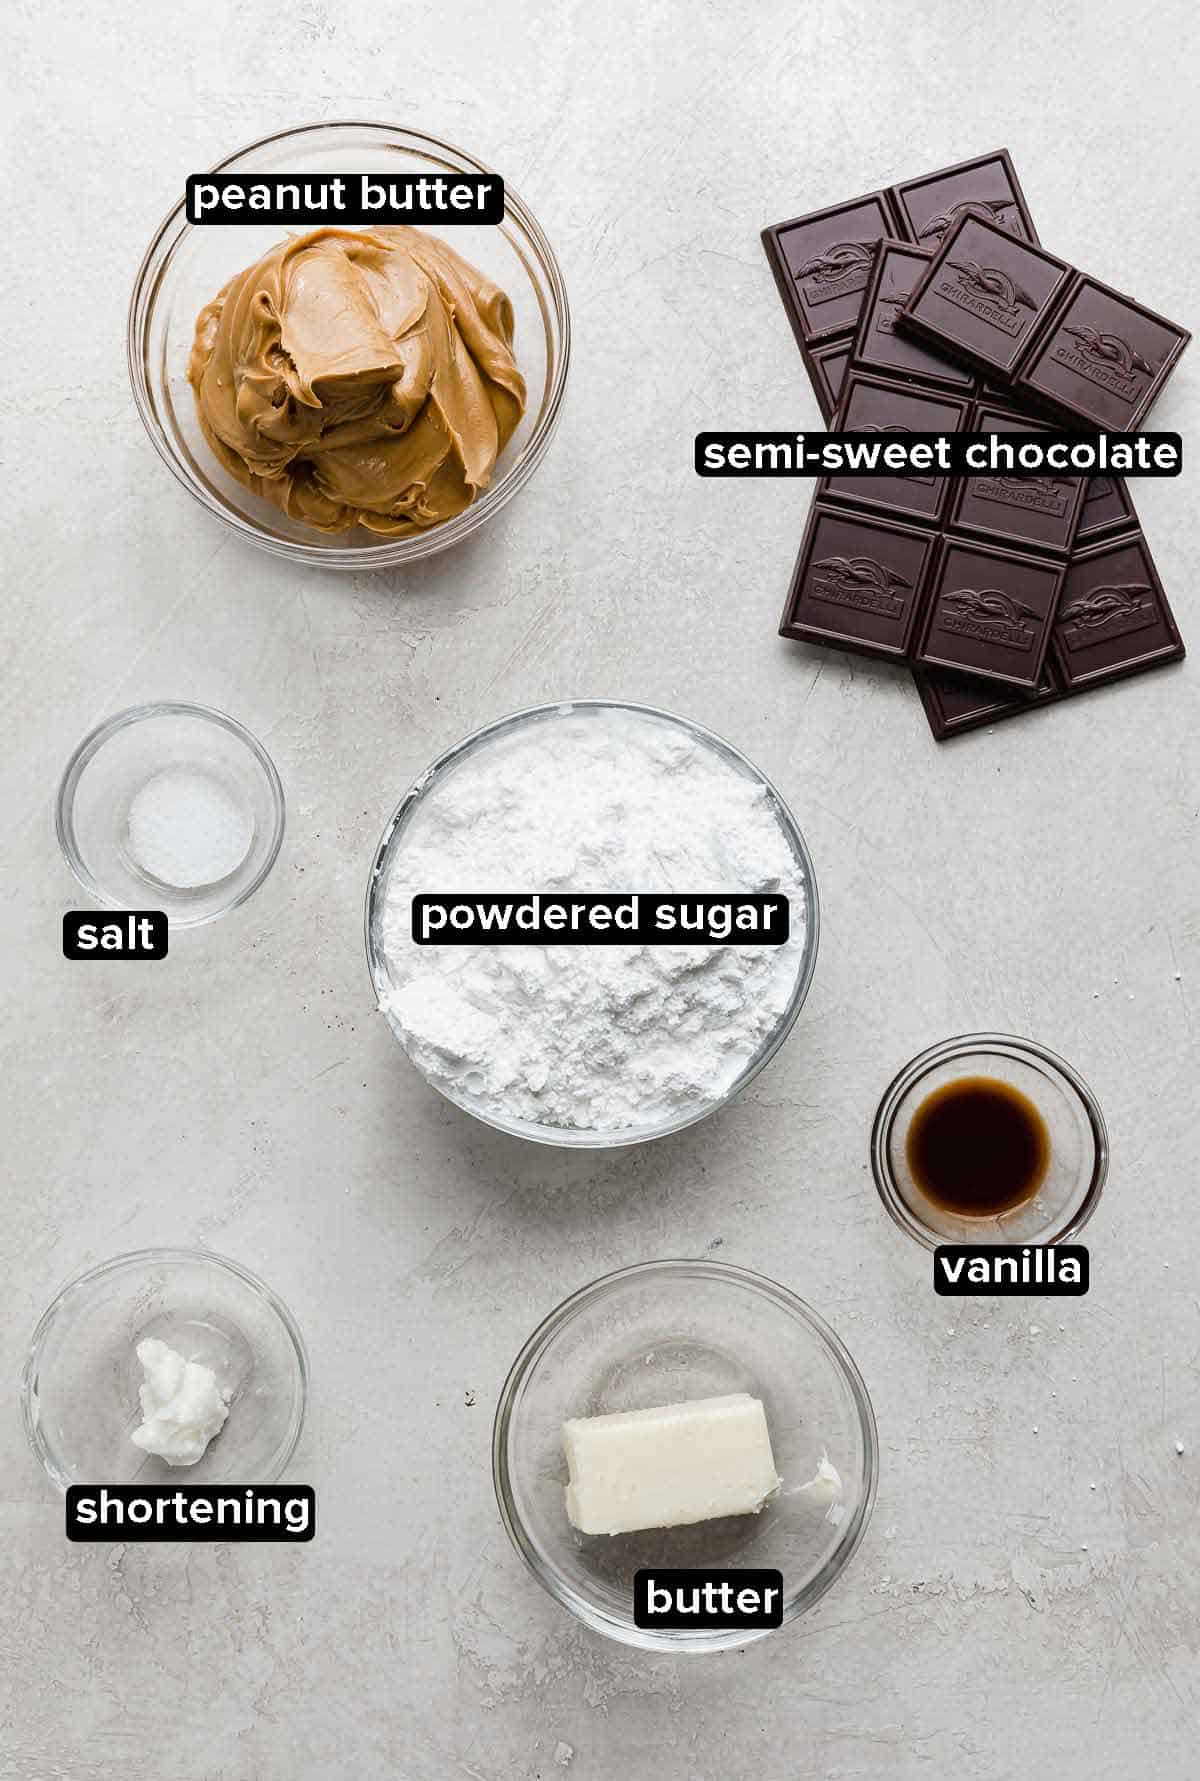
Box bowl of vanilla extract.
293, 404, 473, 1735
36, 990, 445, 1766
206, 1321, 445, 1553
870, 1033, 1108, 1248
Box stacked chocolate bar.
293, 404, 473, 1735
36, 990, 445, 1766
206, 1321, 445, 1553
762, 152, 1187, 738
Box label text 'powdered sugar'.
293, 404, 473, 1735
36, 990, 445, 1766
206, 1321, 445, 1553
412, 893, 790, 945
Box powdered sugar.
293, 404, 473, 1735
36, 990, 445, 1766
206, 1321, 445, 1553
375, 706, 809, 1134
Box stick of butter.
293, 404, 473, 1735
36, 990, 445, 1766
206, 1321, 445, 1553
562, 1392, 782, 1536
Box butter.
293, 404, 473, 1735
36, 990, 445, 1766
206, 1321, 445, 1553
563, 1392, 782, 1536
130, 1338, 230, 1466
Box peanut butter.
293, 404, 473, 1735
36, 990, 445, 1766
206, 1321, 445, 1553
188, 227, 526, 535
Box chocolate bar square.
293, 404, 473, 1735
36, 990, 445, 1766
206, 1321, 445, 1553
780, 504, 936, 661
951, 402, 1086, 554
808, 338, 854, 422
900, 213, 1073, 377
1051, 532, 1184, 690
890, 150, 1040, 248
853, 242, 976, 392
819, 371, 970, 523
915, 537, 1065, 689
1019, 276, 1191, 428
915, 666, 1059, 740
1076, 475, 1136, 544
762, 191, 901, 346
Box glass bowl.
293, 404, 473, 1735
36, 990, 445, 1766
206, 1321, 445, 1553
493, 1260, 878, 1651
21, 1248, 308, 1491
128, 120, 570, 568
870, 1032, 1109, 1248
364, 700, 820, 1147
56, 702, 286, 927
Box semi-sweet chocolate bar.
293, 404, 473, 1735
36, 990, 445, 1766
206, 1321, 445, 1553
762, 151, 1037, 420
898, 211, 1191, 427
767, 155, 1186, 729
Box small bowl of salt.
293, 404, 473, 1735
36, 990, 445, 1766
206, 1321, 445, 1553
57, 702, 285, 927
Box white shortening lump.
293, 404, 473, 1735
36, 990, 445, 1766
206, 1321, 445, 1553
131, 1338, 231, 1466
378, 707, 808, 1131
563, 1393, 782, 1536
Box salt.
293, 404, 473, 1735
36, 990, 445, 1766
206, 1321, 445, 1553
127, 768, 253, 889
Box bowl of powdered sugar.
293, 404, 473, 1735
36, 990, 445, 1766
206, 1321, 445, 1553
365, 702, 818, 1145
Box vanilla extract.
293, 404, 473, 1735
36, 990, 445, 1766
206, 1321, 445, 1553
907, 1075, 1049, 1217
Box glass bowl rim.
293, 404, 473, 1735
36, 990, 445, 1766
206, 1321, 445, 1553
362, 698, 821, 1148
869, 1030, 1110, 1250
490, 1257, 879, 1651
55, 699, 287, 926
126, 118, 571, 570
20, 1244, 310, 1492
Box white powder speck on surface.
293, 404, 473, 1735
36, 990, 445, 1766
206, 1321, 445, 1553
127, 769, 254, 889
376, 707, 808, 1133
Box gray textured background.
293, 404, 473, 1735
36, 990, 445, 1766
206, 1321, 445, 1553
4, 2, 1198, 1776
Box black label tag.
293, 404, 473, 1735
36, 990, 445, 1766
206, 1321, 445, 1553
934, 1244, 1089, 1295
186, 173, 504, 226
63, 911, 167, 959
694, 430, 1182, 478
633, 1568, 784, 1631
412, 892, 789, 945
66, 1485, 315, 1542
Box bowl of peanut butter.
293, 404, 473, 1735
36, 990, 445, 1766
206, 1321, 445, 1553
129, 122, 570, 568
